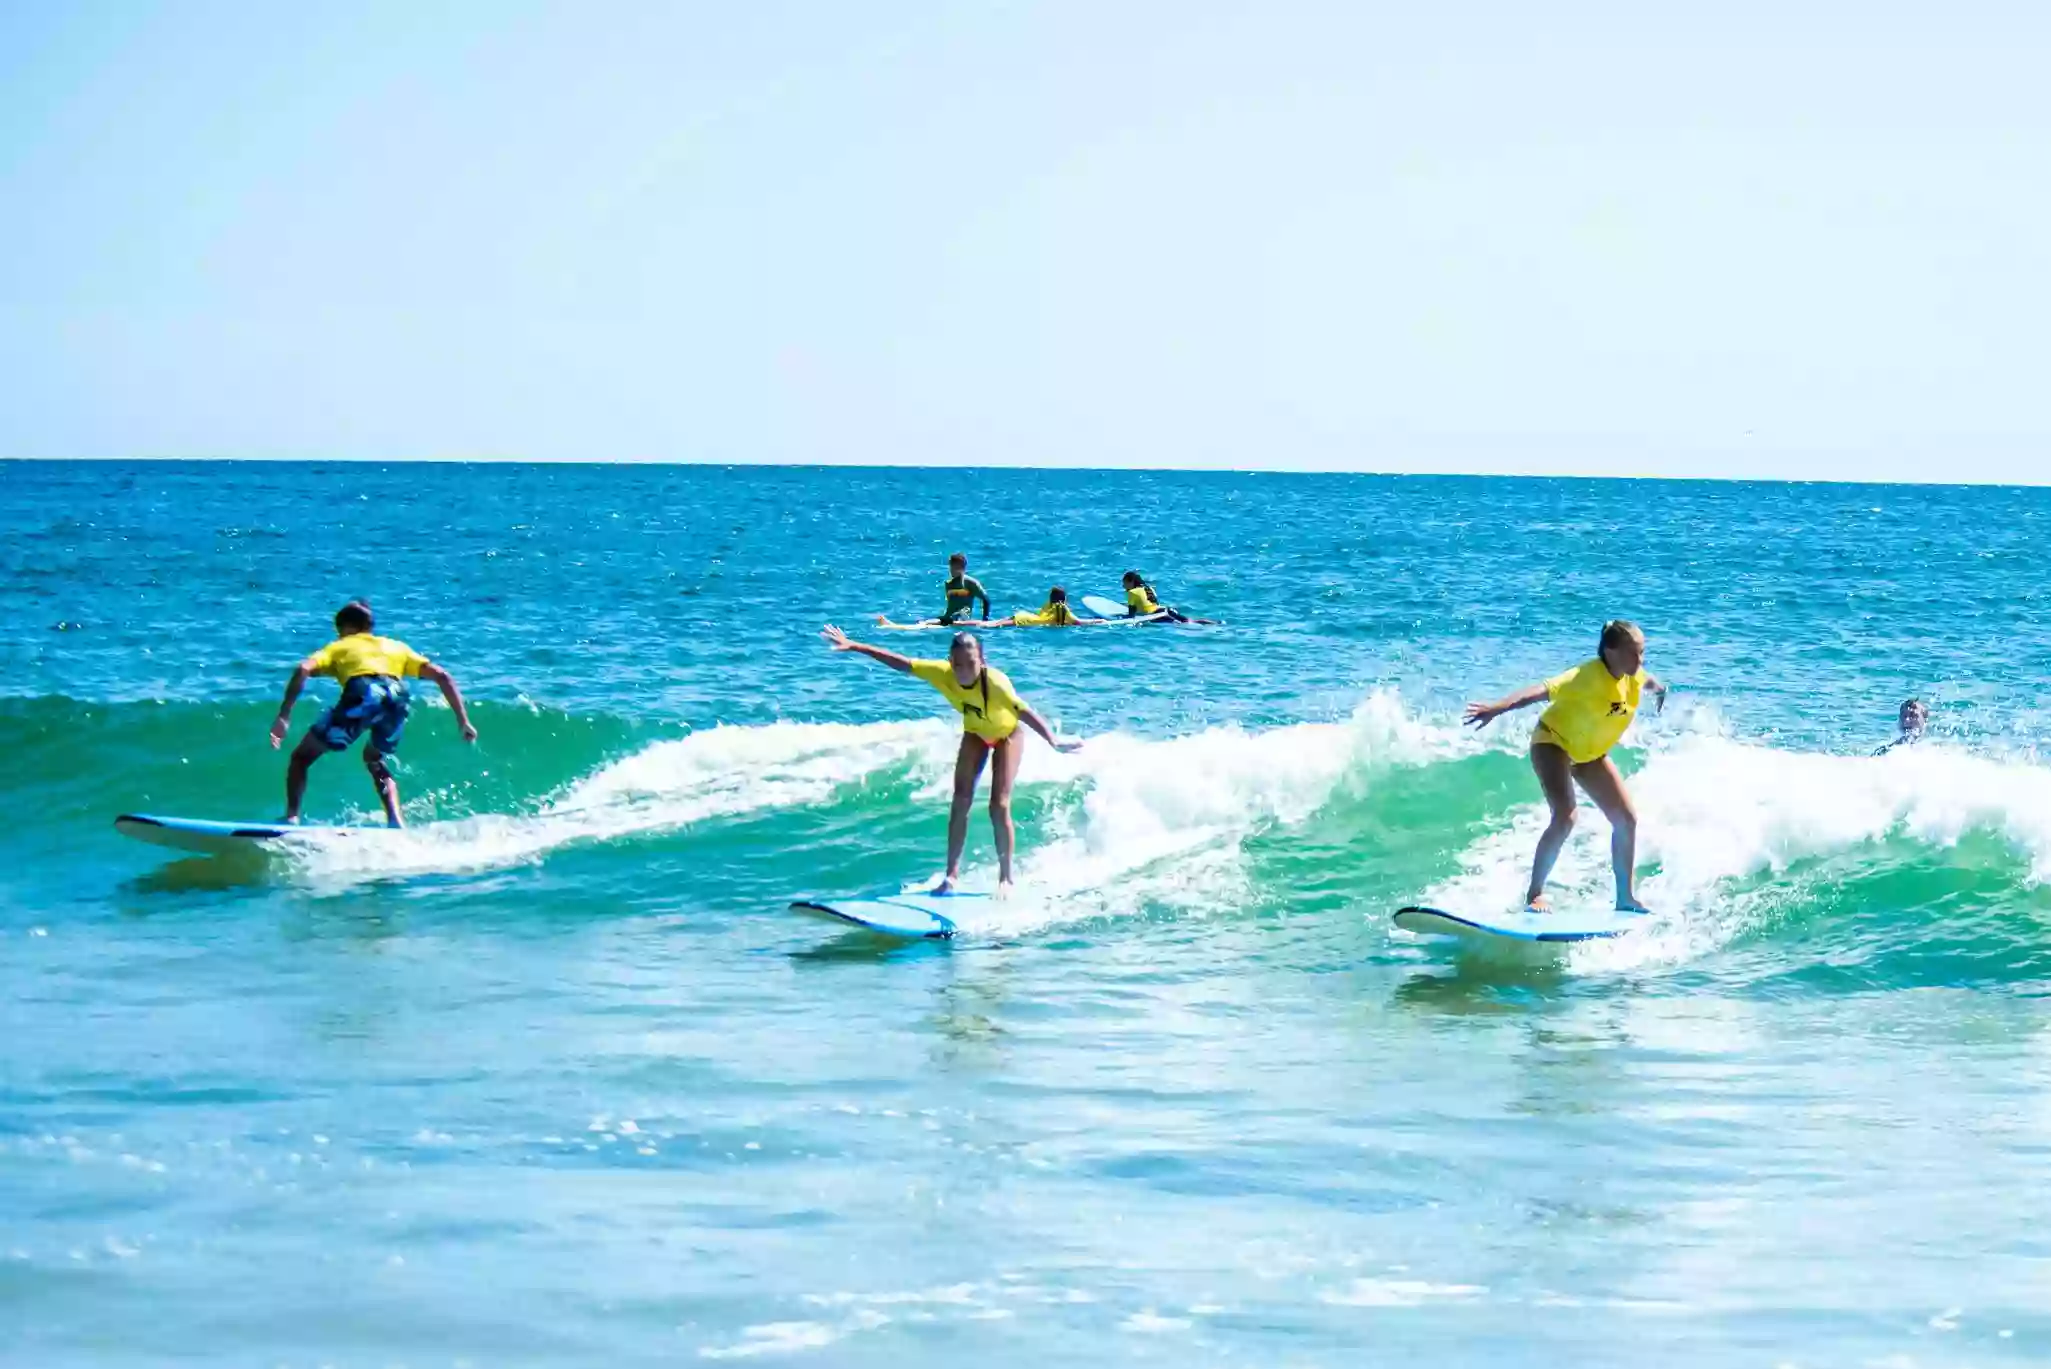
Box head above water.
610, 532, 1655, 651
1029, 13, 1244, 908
949, 553, 967, 574
335, 600, 374, 635
948, 631, 984, 683
1121, 570, 1144, 589
1899, 698, 1929, 734
1598, 619, 1646, 676
1047, 586, 1067, 604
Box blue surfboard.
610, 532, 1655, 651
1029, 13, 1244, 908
789, 889, 980, 939
114, 813, 371, 857
1393, 903, 1648, 945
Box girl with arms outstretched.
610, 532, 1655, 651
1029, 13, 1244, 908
822, 625, 1079, 894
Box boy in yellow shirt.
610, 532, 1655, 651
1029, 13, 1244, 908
267, 601, 476, 827
1464, 620, 1667, 912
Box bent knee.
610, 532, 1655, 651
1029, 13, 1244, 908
987, 797, 1013, 820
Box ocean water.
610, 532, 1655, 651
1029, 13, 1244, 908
4, 460, 2051, 1367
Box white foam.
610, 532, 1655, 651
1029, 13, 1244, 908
698, 1321, 845, 1359
281, 691, 1477, 929
935, 690, 1481, 936
282, 719, 955, 884
1319, 1278, 1487, 1307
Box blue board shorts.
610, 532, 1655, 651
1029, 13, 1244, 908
312, 675, 410, 755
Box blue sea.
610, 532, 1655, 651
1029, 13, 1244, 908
5, 460, 2051, 1366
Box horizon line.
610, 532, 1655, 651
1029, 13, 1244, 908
4, 452, 2049, 491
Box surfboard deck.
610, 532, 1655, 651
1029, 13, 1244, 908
1081, 595, 1192, 625
114, 813, 368, 857
789, 889, 981, 939
1080, 594, 1131, 619
1392, 903, 1648, 945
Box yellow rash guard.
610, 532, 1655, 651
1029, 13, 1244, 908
1532, 658, 1646, 763
908, 659, 1024, 742
304, 633, 428, 681
1011, 600, 1080, 627
1126, 585, 1162, 615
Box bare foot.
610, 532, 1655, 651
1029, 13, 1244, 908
1616, 898, 1652, 914
995, 879, 1014, 901
930, 877, 956, 896
1524, 894, 1552, 914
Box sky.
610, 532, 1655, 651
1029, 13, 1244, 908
2, 1, 2048, 481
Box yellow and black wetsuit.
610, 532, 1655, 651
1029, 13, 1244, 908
1125, 580, 1192, 622
941, 574, 989, 624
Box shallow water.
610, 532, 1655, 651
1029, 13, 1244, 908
4, 461, 2049, 1365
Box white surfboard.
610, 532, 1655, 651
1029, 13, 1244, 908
1080, 594, 1128, 618
1392, 903, 1648, 946
114, 813, 368, 857
789, 889, 979, 939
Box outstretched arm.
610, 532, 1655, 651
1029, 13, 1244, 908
1018, 702, 1082, 753
821, 624, 916, 672
419, 662, 479, 741
1463, 682, 1549, 729
269, 662, 315, 748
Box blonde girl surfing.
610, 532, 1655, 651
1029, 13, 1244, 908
821, 624, 1081, 895
1463, 620, 1668, 913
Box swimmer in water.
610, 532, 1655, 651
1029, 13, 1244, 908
1874, 698, 1930, 755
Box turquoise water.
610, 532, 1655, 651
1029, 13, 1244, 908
5, 460, 2051, 1365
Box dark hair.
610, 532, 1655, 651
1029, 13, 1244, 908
1598, 619, 1643, 654
1122, 570, 1141, 587
1048, 586, 1067, 602
949, 553, 967, 567
335, 600, 374, 634
950, 632, 990, 712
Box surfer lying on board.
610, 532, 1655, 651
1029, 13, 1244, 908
1873, 698, 1929, 755
1008, 586, 1084, 626
822, 624, 1080, 895
943, 586, 1097, 628
268, 600, 476, 828
1121, 570, 1216, 624
1463, 620, 1667, 913
935, 588, 1114, 629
